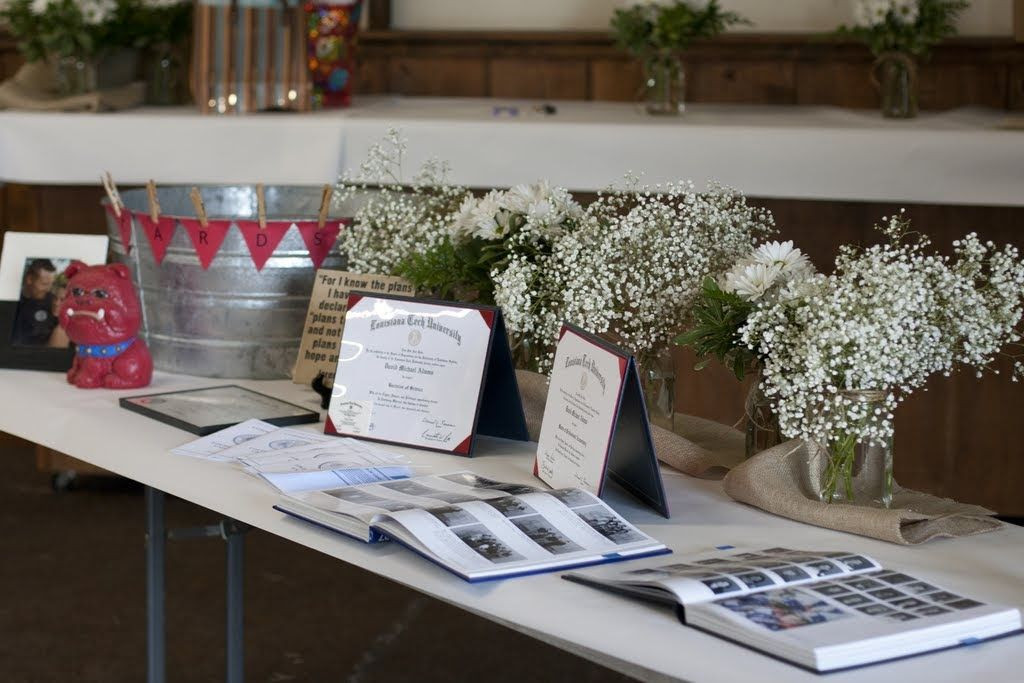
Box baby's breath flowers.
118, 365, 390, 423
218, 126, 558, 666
497, 179, 775, 372
335, 129, 471, 277
738, 213, 1024, 502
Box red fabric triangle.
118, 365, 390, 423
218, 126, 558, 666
452, 434, 473, 456
325, 415, 338, 435
106, 204, 134, 253
296, 220, 345, 269
236, 220, 293, 271
179, 219, 232, 270
135, 213, 176, 265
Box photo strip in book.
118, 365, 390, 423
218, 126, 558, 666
564, 545, 1022, 673
325, 293, 529, 455
276, 471, 669, 581
534, 323, 669, 517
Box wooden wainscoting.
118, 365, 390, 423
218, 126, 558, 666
354, 31, 1024, 111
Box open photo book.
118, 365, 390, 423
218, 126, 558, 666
274, 471, 669, 582
564, 547, 1022, 673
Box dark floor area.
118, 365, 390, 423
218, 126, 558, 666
0, 434, 634, 682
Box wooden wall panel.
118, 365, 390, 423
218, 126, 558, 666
685, 60, 796, 104
489, 58, 588, 100
589, 59, 641, 102
918, 63, 1008, 110
387, 56, 487, 96
794, 62, 878, 108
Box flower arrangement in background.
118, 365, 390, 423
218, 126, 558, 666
610, 0, 748, 54
1, 0, 124, 63
0, 0, 191, 97
610, 0, 749, 114
842, 0, 967, 57
837, 0, 968, 117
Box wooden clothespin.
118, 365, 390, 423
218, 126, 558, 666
190, 186, 209, 228
101, 171, 124, 217
318, 184, 332, 229
256, 183, 267, 229
146, 180, 161, 223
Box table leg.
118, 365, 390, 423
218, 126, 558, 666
226, 519, 245, 683
145, 487, 166, 683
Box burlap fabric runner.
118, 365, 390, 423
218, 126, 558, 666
0, 61, 144, 112
516, 370, 744, 476
515, 370, 1002, 544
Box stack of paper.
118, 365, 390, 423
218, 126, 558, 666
170, 419, 414, 493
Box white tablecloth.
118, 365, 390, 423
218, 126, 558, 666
2, 369, 1022, 682
1, 98, 1021, 206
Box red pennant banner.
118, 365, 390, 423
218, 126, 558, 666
179, 219, 232, 270
297, 220, 345, 269
236, 220, 293, 271
134, 213, 177, 265
106, 204, 134, 253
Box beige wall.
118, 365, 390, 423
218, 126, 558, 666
391, 0, 1012, 36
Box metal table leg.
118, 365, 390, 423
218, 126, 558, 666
145, 487, 166, 683
225, 519, 245, 683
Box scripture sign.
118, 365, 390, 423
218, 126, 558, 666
326, 294, 528, 455
292, 270, 414, 385
534, 324, 669, 517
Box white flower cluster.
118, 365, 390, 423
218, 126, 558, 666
496, 180, 774, 371
28, 0, 116, 23
450, 180, 582, 242
853, 0, 919, 28
740, 212, 1024, 450
721, 240, 815, 302
336, 129, 471, 275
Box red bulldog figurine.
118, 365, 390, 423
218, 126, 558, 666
58, 261, 152, 389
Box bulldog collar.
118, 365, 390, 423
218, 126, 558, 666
76, 337, 136, 359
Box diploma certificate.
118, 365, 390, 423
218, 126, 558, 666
535, 327, 626, 493
327, 295, 496, 454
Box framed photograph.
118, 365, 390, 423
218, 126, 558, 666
0, 232, 109, 371
120, 385, 320, 435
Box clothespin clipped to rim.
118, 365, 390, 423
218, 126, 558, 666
146, 180, 161, 223
256, 183, 267, 229
189, 186, 209, 228
318, 184, 332, 229
101, 171, 124, 218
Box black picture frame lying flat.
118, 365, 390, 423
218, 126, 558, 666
0, 300, 75, 372
119, 385, 320, 435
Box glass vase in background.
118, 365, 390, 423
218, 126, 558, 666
55, 55, 97, 96
145, 44, 186, 105
744, 371, 782, 459
872, 52, 918, 119
643, 51, 685, 116
813, 390, 895, 508
638, 348, 676, 432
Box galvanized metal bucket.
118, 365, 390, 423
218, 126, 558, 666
105, 185, 361, 379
